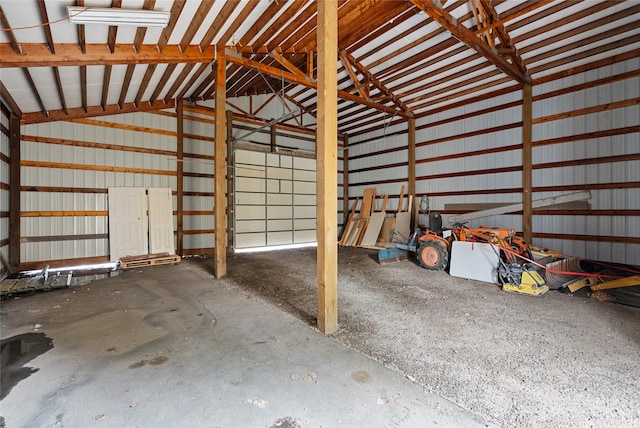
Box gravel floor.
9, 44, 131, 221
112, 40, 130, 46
214, 247, 640, 428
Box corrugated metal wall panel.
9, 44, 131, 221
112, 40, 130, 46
347, 58, 638, 264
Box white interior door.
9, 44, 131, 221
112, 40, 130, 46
148, 187, 175, 255
108, 187, 148, 262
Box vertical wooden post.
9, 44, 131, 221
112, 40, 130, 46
407, 117, 417, 229
226, 110, 234, 249
176, 99, 184, 256
317, 0, 338, 335
270, 124, 277, 152
522, 83, 533, 243
214, 51, 227, 278
342, 134, 349, 231
8, 113, 20, 270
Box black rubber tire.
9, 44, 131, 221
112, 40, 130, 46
417, 240, 449, 271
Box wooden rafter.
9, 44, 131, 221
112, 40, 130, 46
226, 50, 409, 118
250, 1, 307, 53
341, 51, 410, 113
0, 5, 21, 54
269, 51, 308, 79
339, 52, 369, 100
177, 62, 209, 100
409, 0, 530, 85
235, 0, 289, 52
165, 63, 195, 103
38, 0, 68, 114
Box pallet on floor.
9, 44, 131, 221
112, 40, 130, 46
120, 253, 181, 269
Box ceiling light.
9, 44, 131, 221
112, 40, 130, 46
67, 6, 170, 28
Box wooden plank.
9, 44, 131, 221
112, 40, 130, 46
360, 187, 376, 217
397, 185, 405, 213
316, 0, 339, 335
214, 54, 227, 278
445, 201, 590, 211
339, 196, 359, 246
378, 217, 396, 243
359, 212, 386, 247
448, 191, 591, 224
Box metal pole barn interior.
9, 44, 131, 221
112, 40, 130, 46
0, 1, 638, 427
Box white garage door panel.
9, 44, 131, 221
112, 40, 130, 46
267, 167, 292, 180
267, 231, 292, 246
295, 219, 316, 229
236, 192, 266, 205
268, 205, 292, 219
236, 166, 265, 178
236, 150, 265, 164
294, 157, 315, 170
295, 230, 316, 243
236, 233, 266, 248
268, 219, 292, 231
237, 177, 266, 192
236, 205, 266, 220
294, 181, 315, 194
236, 220, 266, 233
268, 193, 292, 205
294, 194, 316, 205
234, 149, 317, 250
295, 206, 316, 219
294, 169, 315, 181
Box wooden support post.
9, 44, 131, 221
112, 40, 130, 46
342, 134, 349, 231
522, 83, 533, 243
408, 117, 417, 230
176, 99, 184, 256
214, 52, 227, 278
270, 124, 276, 152
317, 0, 338, 335
9, 113, 20, 270
226, 110, 234, 249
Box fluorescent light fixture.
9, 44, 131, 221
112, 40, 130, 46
234, 242, 318, 254
67, 6, 170, 27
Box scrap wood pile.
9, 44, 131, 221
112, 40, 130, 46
339, 186, 412, 249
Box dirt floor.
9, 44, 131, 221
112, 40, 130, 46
213, 247, 640, 428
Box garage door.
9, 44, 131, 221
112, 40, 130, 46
234, 149, 316, 250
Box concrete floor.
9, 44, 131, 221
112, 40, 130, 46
1, 260, 491, 428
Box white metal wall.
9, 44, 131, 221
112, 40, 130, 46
348, 59, 639, 265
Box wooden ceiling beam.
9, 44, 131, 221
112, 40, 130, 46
165, 63, 195, 103
235, 0, 290, 52
38, 1, 68, 114
217, 0, 253, 48
341, 51, 410, 113
157, 0, 185, 52
270, 51, 308, 79
21, 100, 174, 125
410, 76, 513, 112
250, 1, 307, 53
134, 64, 156, 107
0, 44, 217, 68
176, 62, 209, 101
339, 52, 369, 100
268, 2, 317, 53
409, 0, 530, 85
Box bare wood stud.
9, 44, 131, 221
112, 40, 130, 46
317, 0, 338, 335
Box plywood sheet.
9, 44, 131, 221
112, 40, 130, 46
359, 212, 386, 247
395, 212, 411, 241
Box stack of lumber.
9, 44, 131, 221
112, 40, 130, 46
339, 186, 413, 249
